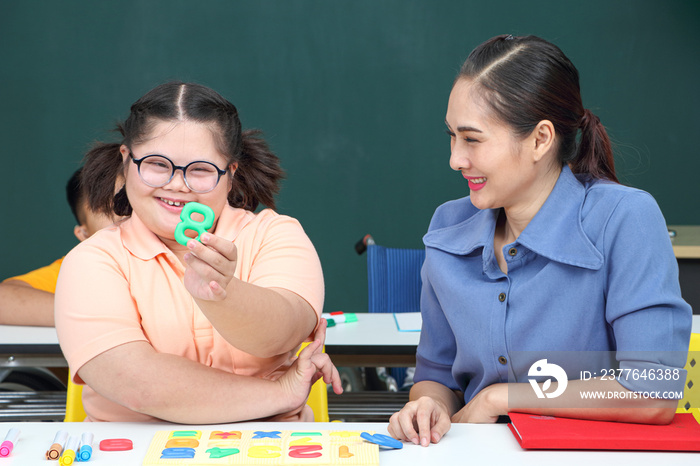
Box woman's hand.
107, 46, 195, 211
451, 383, 508, 423
388, 396, 452, 447
183, 233, 237, 300
276, 319, 343, 411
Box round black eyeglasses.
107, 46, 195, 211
129, 152, 228, 194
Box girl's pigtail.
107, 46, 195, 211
229, 129, 284, 211
81, 141, 132, 216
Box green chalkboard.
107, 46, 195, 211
1, 1, 698, 313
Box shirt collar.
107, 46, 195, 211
517, 166, 603, 270
423, 166, 603, 270
121, 205, 256, 261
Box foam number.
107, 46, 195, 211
331, 431, 361, 438
210, 431, 242, 440
165, 438, 199, 449
289, 437, 320, 447
360, 432, 403, 450
252, 431, 281, 439
174, 202, 215, 246
98, 439, 133, 451
206, 447, 240, 458
288, 445, 322, 459
160, 448, 195, 459
339, 445, 354, 458
248, 445, 281, 458
169, 431, 201, 439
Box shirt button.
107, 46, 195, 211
498, 292, 506, 302
498, 356, 508, 365
508, 247, 517, 256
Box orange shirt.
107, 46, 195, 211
3, 257, 64, 293
55, 206, 324, 422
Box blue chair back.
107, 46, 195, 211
367, 245, 425, 314
366, 244, 425, 388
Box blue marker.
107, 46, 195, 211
77, 432, 93, 461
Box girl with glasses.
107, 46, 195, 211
55, 82, 342, 423
388, 35, 691, 446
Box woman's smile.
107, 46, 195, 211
464, 175, 487, 191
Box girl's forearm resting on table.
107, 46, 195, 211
195, 283, 318, 358
78, 341, 305, 424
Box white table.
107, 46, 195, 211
324, 313, 420, 367
1, 314, 699, 369
0, 325, 64, 368
0, 313, 420, 369
0, 421, 696, 465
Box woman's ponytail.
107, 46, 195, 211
571, 109, 618, 183
228, 129, 284, 211
457, 35, 619, 183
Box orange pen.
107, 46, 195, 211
46, 430, 68, 460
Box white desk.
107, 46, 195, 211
0, 421, 696, 465
0, 325, 64, 368
324, 313, 420, 367
669, 225, 700, 259
1, 314, 699, 369
0, 313, 420, 369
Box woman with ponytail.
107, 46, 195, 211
55, 82, 341, 423
389, 35, 691, 445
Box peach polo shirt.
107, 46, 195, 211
55, 206, 324, 422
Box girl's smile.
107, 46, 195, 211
121, 120, 233, 250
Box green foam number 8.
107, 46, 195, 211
174, 202, 215, 246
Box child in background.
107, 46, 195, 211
0, 168, 119, 327
55, 82, 341, 423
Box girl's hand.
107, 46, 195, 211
183, 233, 237, 301
388, 396, 452, 447
276, 319, 343, 411
450, 383, 507, 423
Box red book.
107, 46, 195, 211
508, 412, 700, 451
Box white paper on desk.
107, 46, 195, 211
393, 312, 422, 332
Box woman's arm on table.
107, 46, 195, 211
453, 378, 677, 425
388, 380, 464, 447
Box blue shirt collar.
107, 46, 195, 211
424, 166, 604, 270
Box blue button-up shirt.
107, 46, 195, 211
414, 166, 692, 403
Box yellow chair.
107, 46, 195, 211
298, 342, 330, 422
677, 333, 700, 413
64, 346, 329, 423
64, 373, 86, 422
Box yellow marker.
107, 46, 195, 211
339, 445, 354, 458
59, 435, 79, 466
